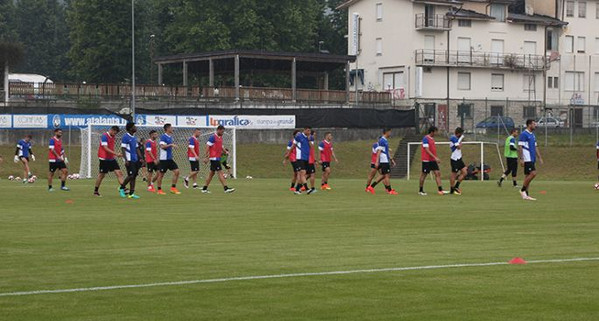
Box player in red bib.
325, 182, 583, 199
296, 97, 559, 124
365, 137, 386, 194
318, 132, 338, 190
202, 125, 235, 194
94, 126, 124, 197
144, 130, 159, 192
283, 130, 301, 191
47, 128, 70, 191
184, 129, 202, 189
419, 126, 447, 196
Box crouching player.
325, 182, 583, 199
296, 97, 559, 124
120, 123, 142, 199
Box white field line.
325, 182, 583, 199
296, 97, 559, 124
0, 257, 597, 298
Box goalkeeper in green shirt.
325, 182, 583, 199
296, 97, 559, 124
498, 128, 519, 187
221, 148, 234, 179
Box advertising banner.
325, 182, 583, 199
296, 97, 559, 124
0, 114, 12, 128
13, 115, 48, 128
206, 115, 296, 129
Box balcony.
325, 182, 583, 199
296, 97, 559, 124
415, 14, 451, 31
414, 50, 548, 71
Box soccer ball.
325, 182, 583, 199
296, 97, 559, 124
8, 175, 14, 181
15, 177, 21, 181
594, 183, 599, 190
72, 173, 80, 180
28, 177, 35, 184
31, 175, 37, 180
67, 174, 74, 180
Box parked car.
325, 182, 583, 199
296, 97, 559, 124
534, 117, 565, 128
475, 116, 515, 129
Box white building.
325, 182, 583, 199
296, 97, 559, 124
338, 0, 599, 129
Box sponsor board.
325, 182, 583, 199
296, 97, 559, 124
13, 115, 48, 128
176, 116, 206, 127
145, 115, 177, 127
52, 114, 130, 128
0, 114, 12, 128
207, 115, 295, 129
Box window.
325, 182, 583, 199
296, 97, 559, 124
376, 38, 383, 56
491, 74, 504, 91
566, 1, 575, 17
458, 19, 471, 27
546, 29, 558, 51
578, 36, 586, 53
490, 3, 506, 22
383, 72, 405, 91
458, 103, 472, 118
594, 73, 599, 91
565, 36, 574, 53
523, 106, 537, 119
548, 76, 559, 89
548, 76, 554, 88
524, 24, 537, 31
523, 74, 536, 92
376, 3, 383, 21
458, 72, 471, 90
579, 1, 586, 18
491, 106, 504, 117
565, 71, 585, 91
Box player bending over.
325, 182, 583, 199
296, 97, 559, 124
419, 126, 447, 196
498, 128, 520, 188
47, 128, 69, 192
290, 127, 312, 195
374, 129, 398, 195
14, 134, 35, 183
319, 132, 338, 190
144, 130, 159, 192
221, 147, 234, 179
156, 123, 181, 195
518, 119, 543, 201
120, 123, 142, 199
184, 129, 202, 189
94, 126, 125, 197
283, 130, 301, 191
449, 127, 467, 195
202, 125, 235, 194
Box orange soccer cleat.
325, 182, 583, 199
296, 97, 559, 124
301, 186, 307, 192
147, 185, 156, 193
365, 186, 376, 194
387, 189, 398, 195
170, 187, 181, 195
156, 189, 166, 195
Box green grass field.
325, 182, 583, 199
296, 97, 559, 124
1, 178, 598, 320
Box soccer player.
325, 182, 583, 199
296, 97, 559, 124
304, 130, 318, 194
202, 125, 235, 194
374, 128, 398, 195
365, 138, 385, 194
221, 147, 234, 179
47, 128, 69, 192
94, 126, 125, 197
449, 127, 467, 195
419, 126, 447, 196
156, 123, 181, 195
120, 123, 142, 199
498, 128, 520, 188
290, 127, 312, 194
14, 134, 35, 183
596, 140, 599, 183
184, 129, 201, 189
518, 119, 544, 201
283, 130, 301, 191
144, 130, 159, 192
319, 132, 338, 190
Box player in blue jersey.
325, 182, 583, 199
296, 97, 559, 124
374, 129, 398, 195
14, 134, 35, 183
365, 138, 385, 194
120, 123, 142, 199
449, 127, 467, 195
156, 123, 181, 195
518, 119, 544, 201
289, 127, 312, 194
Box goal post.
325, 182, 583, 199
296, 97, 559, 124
406, 141, 505, 181
80, 124, 236, 180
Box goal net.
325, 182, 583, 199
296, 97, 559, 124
406, 141, 504, 181
80, 124, 236, 179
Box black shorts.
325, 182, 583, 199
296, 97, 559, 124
99, 159, 120, 174
379, 163, 391, 175
524, 162, 536, 175
322, 162, 331, 171
222, 161, 231, 170
49, 161, 67, 173
19, 156, 29, 162
295, 160, 307, 172
190, 160, 200, 172
210, 160, 222, 172
451, 159, 466, 173
126, 162, 140, 177
139, 161, 146, 168
159, 159, 179, 173
306, 163, 316, 174
370, 163, 378, 169
291, 161, 299, 172
147, 162, 158, 173
422, 161, 440, 173
506, 158, 518, 176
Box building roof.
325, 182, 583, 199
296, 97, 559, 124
508, 13, 568, 26
154, 50, 355, 65
8, 73, 53, 84
448, 8, 495, 20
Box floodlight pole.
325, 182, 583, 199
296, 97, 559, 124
131, 0, 136, 120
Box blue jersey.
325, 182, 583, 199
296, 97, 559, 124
293, 133, 311, 161
449, 135, 463, 161
17, 139, 32, 158
159, 133, 174, 160
377, 137, 390, 164
121, 133, 138, 162
518, 130, 537, 162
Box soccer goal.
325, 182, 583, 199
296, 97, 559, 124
406, 141, 505, 181
79, 124, 236, 179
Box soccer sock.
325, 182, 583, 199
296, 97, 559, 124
94, 187, 99, 193
513, 180, 518, 186
61, 181, 65, 188
295, 184, 301, 192
385, 185, 391, 191
455, 182, 461, 189
291, 183, 295, 188
48, 185, 52, 189
171, 184, 176, 188
438, 186, 443, 192
203, 186, 208, 190
223, 186, 229, 191
303, 183, 308, 190
130, 189, 135, 195
120, 184, 126, 190
371, 181, 379, 188
419, 186, 424, 193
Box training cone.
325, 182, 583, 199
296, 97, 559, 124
508, 257, 527, 265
